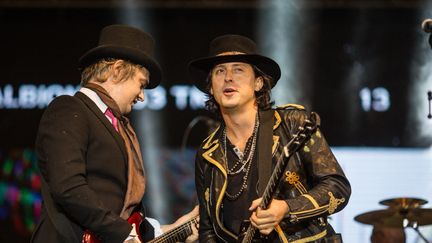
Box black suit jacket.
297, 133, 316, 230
31, 92, 133, 243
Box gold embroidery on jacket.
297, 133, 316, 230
272, 135, 279, 154
277, 103, 305, 110
202, 144, 237, 240
285, 171, 307, 194
328, 192, 345, 214
202, 127, 220, 149
301, 194, 320, 209
291, 230, 327, 243
275, 225, 289, 243
274, 111, 281, 130
205, 188, 211, 216
291, 208, 328, 220
285, 171, 300, 185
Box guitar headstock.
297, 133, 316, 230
284, 112, 318, 156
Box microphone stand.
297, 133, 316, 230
180, 116, 220, 156
428, 91, 432, 119
403, 219, 429, 243
423, 19, 432, 119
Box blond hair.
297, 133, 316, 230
80, 58, 146, 86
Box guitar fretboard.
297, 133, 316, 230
149, 216, 198, 243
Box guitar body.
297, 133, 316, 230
82, 211, 144, 243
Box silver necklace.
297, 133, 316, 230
224, 113, 259, 200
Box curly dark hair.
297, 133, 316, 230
204, 65, 274, 116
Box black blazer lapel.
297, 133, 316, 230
74, 92, 128, 162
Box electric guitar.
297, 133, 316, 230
82, 212, 198, 243
239, 113, 318, 243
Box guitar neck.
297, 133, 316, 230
149, 216, 198, 243
260, 124, 313, 209
241, 116, 316, 243
241, 150, 292, 243
260, 152, 290, 208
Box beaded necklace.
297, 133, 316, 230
224, 113, 259, 200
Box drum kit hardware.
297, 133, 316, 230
354, 197, 431, 243
379, 197, 428, 209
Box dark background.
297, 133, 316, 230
0, 7, 429, 148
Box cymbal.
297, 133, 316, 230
354, 208, 432, 228
379, 197, 428, 208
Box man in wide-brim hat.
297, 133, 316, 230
189, 34, 281, 93
190, 34, 351, 242
31, 24, 198, 243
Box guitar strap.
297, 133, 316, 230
257, 109, 274, 196
40, 176, 79, 243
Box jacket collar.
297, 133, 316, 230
201, 109, 282, 170
202, 109, 281, 151
75, 91, 128, 162
202, 126, 221, 150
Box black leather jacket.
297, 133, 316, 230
195, 106, 351, 243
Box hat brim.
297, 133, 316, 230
78, 45, 162, 89
188, 54, 281, 93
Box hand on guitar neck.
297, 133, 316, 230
249, 198, 289, 235
159, 205, 199, 243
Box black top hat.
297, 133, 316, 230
79, 24, 162, 89
188, 34, 281, 93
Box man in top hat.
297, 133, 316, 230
189, 34, 351, 242
31, 24, 198, 243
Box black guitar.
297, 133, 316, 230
239, 113, 318, 243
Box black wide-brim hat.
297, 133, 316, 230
79, 24, 162, 89
188, 34, 281, 93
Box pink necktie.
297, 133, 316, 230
105, 108, 119, 132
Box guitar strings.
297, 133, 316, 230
149, 217, 198, 243
151, 218, 196, 243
